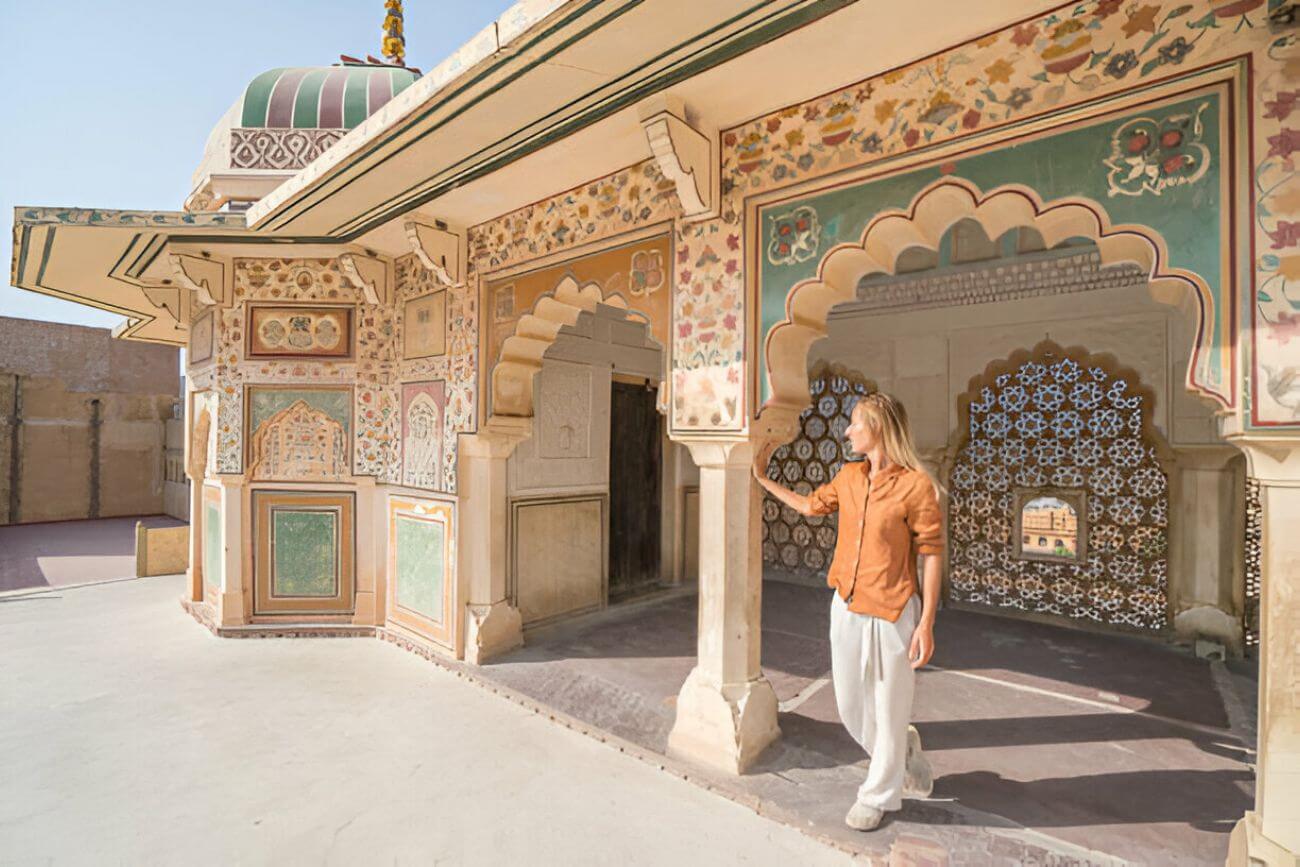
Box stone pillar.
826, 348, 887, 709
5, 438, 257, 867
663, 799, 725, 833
457, 417, 529, 664
1169, 446, 1244, 653
1229, 438, 1300, 864
353, 477, 379, 626
666, 437, 780, 774
218, 476, 246, 627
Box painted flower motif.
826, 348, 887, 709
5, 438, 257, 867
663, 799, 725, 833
1104, 50, 1139, 79
1268, 128, 1300, 159
1006, 87, 1032, 110
1122, 4, 1161, 37
962, 108, 982, 130
1267, 220, 1300, 249
1011, 23, 1038, 47
1157, 36, 1194, 66
1105, 102, 1212, 197
984, 58, 1015, 85
1093, 0, 1123, 17
796, 152, 815, 171
874, 99, 898, 124
766, 206, 820, 266
903, 128, 921, 147
1266, 90, 1300, 121
766, 117, 782, 133
859, 132, 883, 153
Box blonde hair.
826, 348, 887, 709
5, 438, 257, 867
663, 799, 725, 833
850, 392, 944, 496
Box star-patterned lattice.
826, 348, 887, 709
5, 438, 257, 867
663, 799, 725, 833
949, 348, 1169, 631
761, 364, 874, 578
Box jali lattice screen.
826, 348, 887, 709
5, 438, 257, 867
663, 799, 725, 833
948, 345, 1169, 630
761, 363, 874, 579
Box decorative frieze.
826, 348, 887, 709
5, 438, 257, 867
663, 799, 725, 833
229, 127, 345, 171
838, 249, 1148, 316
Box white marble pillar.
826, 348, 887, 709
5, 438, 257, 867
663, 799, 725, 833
457, 417, 529, 664
1229, 439, 1300, 864
666, 437, 780, 774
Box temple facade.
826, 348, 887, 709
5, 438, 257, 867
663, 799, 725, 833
10, 1, 1300, 860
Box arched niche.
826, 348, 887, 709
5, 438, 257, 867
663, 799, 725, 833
761, 179, 1223, 422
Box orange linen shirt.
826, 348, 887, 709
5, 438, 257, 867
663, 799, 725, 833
807, 461, 943, 622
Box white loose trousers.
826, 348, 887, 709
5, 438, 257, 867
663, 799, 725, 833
829, 590, 921, 811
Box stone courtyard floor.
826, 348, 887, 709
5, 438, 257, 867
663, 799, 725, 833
0, 515, 185, 593
0, 519, 1258, 865
0, 572, 851, 866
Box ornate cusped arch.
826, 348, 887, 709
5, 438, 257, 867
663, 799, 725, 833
490, 273, 660, 419
761, 178, 1225, 418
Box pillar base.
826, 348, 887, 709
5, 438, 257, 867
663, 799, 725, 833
464, 600, 523, 664
666, 666, 780, 775
1228, 811, 1298, 866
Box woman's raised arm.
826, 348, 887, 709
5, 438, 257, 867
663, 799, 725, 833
750, 442, 825, 517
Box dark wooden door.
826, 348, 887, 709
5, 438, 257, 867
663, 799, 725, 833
608, 381, 662, 600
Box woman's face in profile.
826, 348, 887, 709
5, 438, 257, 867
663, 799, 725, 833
845, 406, 878, 455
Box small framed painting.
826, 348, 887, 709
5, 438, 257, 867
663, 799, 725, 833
246, 305, 353, 359
1013, 488, 1088, 565
189, 309, 215, 365
404, 291, 447, 360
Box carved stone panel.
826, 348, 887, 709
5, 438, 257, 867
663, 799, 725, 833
401, 381, 447, 491
538, 362, 592, 460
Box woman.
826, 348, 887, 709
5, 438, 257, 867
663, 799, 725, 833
752, 392, 942, 831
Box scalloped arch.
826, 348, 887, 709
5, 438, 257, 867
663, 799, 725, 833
489, 273, 661, 419
761, 178, 1226, 418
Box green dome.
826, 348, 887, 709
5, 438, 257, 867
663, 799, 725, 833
238, 64, 419, 131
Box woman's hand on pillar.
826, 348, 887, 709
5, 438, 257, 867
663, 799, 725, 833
752, 441, 776, 482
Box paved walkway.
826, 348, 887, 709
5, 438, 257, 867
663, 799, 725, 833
476, 580, 1258, 866
0, 575, 852, 866
0, 515, 184, 593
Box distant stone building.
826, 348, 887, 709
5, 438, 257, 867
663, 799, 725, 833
0, 317, 180, 525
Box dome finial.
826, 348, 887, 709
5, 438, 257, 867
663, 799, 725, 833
382, 0, 406, 66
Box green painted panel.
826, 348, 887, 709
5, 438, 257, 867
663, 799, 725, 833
203, 500, 221, 594
759, 92, 1224, 401
391, 69, 416, 99
395, 515, 445, 622
342, 69, 371, 129
292, 69, 330, 129
241, 68, 288, 127
248, 387, 351, 438
272, 509, 338, 597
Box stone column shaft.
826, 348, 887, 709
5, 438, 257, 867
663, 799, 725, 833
667, 437, 779, 774
457, 418, 528, 664
1230, 439, 1300, 864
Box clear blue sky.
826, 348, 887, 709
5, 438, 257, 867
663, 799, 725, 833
0, 0, 515, 329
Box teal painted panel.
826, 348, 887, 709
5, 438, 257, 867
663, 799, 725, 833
248, 387, 351, 438
241, 68, 288, 127
395, 515, 445, 622
759, 92, 1223, 401
272, 509, 337, 597
204, 500, 221, 593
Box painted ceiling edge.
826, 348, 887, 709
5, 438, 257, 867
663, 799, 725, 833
252, 0, 854, 239
324, 0, 860, 242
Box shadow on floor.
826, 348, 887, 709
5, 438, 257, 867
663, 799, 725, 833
478, 576, 1256, 865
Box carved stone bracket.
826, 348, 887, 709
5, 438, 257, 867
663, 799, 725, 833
338, 252, 392, 306
169, 252, 230, 308
638, 94, 716, 221
405, 220, 462, 286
